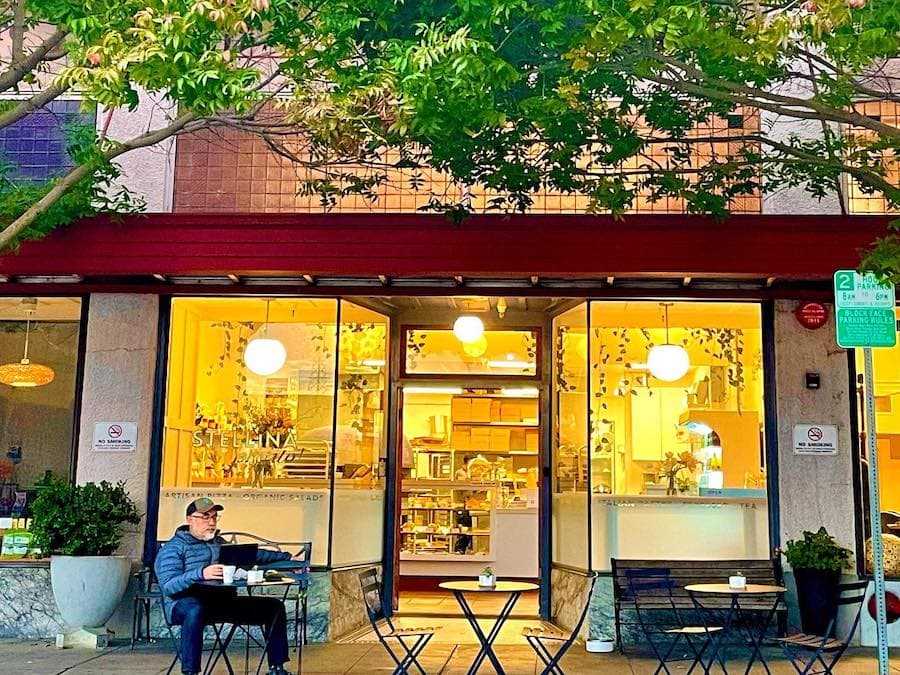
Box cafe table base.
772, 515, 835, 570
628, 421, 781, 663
686, 583, 786, 675
439, 581, 539, 675
199, 576, 306, 675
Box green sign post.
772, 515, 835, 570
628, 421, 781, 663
834, 270, 896, 675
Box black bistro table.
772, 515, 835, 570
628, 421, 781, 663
439, 580, 539, 675
198, 567, 308, 675
685, 583, 786, 675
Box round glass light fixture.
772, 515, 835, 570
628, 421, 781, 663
647, 303, 690, 382
453, 315, 484, 344
647, 344, 690, 382
244, 338, 286, 376
244, 299, 287, 376
0, 299, 55, 388
463, 335, 488, 357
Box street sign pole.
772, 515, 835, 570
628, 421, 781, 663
834, 269, 896, 675
864, 347, 889, 675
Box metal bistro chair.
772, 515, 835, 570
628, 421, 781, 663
131, 541, 164, 649
358, 567, 435, 675
778, 580, 869, 675
625, 568, 723, 675
220, 531, 312, 646
523, 573, 598, 675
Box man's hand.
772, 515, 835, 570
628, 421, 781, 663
290, 552, 306, 562
202, 564, 224, 580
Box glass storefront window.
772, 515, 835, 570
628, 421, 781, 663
588, 301, 768, 568
551, 300, 769, 572
158, 297, 390, 568
855, 306, 900, 576
332, 302, 389, 566
403, 327, 538, 377
552, 303, 589, 570
159, 298, 339, 565
0, 297, 82, 516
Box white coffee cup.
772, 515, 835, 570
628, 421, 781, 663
222, 565, 237, 584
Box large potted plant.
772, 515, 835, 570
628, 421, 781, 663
783, 527, 852, 637
30, 475, 141, 641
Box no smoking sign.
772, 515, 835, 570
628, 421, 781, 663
92, 422, 137, 452
793, 424, 837, 455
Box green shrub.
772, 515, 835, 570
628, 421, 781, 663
30, 475, 141, 556
783, 527, 852, 572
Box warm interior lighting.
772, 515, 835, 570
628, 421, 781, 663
244, 299, 287, 376
488, 360, 533, 369
500, 387, 540, 398
453, 315, 484, 344
0, 299, 55, 388
404, 386, 464, 395
462, 335, 488, 358
647, 303, 690, 382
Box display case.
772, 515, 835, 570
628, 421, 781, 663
399, 480, 495, 560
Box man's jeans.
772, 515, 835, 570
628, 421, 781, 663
171, 594, 289, 674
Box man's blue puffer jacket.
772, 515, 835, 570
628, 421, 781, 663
154, 526, 290, 621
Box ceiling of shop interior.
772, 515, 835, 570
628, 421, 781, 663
0, 296, 82, 321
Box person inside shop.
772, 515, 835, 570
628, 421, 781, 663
154, 497, 305, 675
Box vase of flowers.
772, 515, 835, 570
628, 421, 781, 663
659, 451, 699, 496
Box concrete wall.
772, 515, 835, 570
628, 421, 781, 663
75, 294, 160, 560
774, 299, 856, 554
100, 91, 177, 213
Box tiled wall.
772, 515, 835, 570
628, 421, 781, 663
173, 113, 762, 215
848, 100, 898, 214
0, 100, 96, 183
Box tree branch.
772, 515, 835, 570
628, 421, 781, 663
0, 84, 68, 130
0, 112, 195, 251
0, 28, 67, 93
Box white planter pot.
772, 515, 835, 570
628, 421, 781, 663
478, 574, 496, 588
50, 555, 131, 630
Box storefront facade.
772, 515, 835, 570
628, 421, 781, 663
0, 213, 893, 644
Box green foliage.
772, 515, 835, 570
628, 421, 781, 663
30, 474, 141, 557
782, 527, 852, 572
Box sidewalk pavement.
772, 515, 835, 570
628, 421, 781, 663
0, 639, 897, 675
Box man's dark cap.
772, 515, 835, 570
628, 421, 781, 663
186, 497, 224, 517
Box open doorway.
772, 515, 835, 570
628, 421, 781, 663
379, 297, 566, 622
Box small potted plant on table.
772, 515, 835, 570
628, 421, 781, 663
479, 566, 496, 588
782, 527, 852, 637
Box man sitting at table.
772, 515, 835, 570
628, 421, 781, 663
155, 497, 305, 675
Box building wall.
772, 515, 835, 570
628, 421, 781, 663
774, 300, 856, 554
75, 294, 160, 560
101, 91, 177, 213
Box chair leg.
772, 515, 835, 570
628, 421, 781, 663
131, 597, 139, 650
302, 595, 309, 645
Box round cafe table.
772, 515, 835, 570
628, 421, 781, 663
685, 583, 786, 675
439, 580, 539, 675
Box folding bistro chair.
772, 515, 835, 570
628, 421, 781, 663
625, 568, 723, 675
358, 567, 436, 675
523, 573, 598, 675
778, 580, 869, 675
131, 542, 163, 649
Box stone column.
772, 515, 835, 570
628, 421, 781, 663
774, 299, 856, 553
75, 294, 160, 561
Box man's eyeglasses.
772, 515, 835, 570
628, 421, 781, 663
189, 512, 220, 522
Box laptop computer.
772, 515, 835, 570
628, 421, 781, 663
219, 543, 258, 569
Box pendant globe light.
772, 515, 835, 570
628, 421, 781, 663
647, 303, 690, 382
453, 315, 484, 344
244, 299, 287, 376
0, 298, 55, 388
